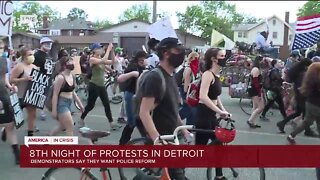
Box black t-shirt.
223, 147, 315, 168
33, 50, 54, 75
307, 50, 320, 59
80, 54, 88, 74
140, 66, 180, 135
124, 63, 144, 94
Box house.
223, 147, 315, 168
37, 17, 96, 36
232, 15, 295, 47
97, 19, 208, 57
37, 18, 207, 58
0, 32, 42, 50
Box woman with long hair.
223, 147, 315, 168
195, 48, 230, 180
287, 62, 320, 144
277, 58, 314, 135
246, 56, 264, 128
50, 56, 83, 136
118, 51, 147, 144
10, 47, 38, 136
179, 51, 200, 125
79, 43, 121, 130
0, 49, 20, 164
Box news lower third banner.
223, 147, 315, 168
20, 144, 320, 168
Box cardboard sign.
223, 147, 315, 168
0, 0, 13, 36
148, 17, 179, 41
10, 93, 24, 129
23, 69, 51, 109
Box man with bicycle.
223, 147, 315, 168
139, 37, 190, 180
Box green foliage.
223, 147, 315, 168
176, 1, 261, 41
94, 19, 114, 29
67, 7, 88, 21
13, 2, 59, 31
297, 0, 320, 17
118, 3, 151, 23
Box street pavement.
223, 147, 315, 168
0, 87, 319, 180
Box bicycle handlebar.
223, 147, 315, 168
154, 117, 234, 145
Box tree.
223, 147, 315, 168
297, 0, 320, 17
177, 1, 260, 41
67, 7, 88, 21
118, 3, 151, 23
13, 2, 59, 32
94, 19, 113, 29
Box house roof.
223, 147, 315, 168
0, 32, 42, 40
98, 18, 151, 32
232, 15, 295, 32
37, 18, 95, 31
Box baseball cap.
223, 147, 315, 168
89, 43, 103, 51
40, 37, 53, 44
157, 37, 182, 49
115, 47, 123, 53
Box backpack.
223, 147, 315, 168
186, 72, 201, 107
133, 68, 166, 118
261, 68, 275, 90
174, 65, 186, 87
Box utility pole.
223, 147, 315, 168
152, 0, 157, 23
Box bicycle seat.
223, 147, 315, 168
79, 127, 110, 141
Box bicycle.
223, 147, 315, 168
74, 74, 88, 111
104, 71, 123, 105
41, 127, 112, 180
118, 118, 266, 180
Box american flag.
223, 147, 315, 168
291, 14, 320, 50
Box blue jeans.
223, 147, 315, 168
178, 86, 196, 125
124, 91, 135, 128
263, 47, 279, 59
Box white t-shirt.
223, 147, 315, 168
146, 52, 159, 69
113, 56, 123, 73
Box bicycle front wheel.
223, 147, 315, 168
207, 167, 265, 180
239, 93, 252, 116
41, 168, 99, 180
74, 87, 88, 110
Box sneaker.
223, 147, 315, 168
260, 116, 269, 121
287, 135, 296, 145
110, 122, 122, 131
276, 121, 285, 133
214, 176, 227, 180
117, 117, 127, 124
34, 127, 40, 133
247, 121, 261, 128
40, 111, 46, 121
78, 119, 85, 128
1, 127, 6, 142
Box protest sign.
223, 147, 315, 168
10, 93, 24, 129
148, 16, 178, 41
23, 69, 51, 109
0, 0, 14, 36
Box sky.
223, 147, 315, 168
35, 1, 307, 28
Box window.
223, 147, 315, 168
289, 34, 293, 41
68, 30, 72, 36
272, 32, 278, 39
238, 32, 242, 38
49, 30, 61, 36
134, 25, 138, 28
243, 32, 247, 38
273, 19, 276, 25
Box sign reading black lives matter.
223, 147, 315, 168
10, 93, 24, 129
0, 0, 14, 36
24, 69, 51, 109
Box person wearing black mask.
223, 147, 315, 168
50, 56, 84, 136
195, 48, 230, 180
139, 37, 190, 179
117, 51, 148, 145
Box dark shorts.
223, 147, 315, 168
0, 102, 15, 124
19, 98, 26, 109
247, 88, 260, 97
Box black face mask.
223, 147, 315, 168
66, 64, 75, 70
168, 52, 185, 68
217, 58, 227, 67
